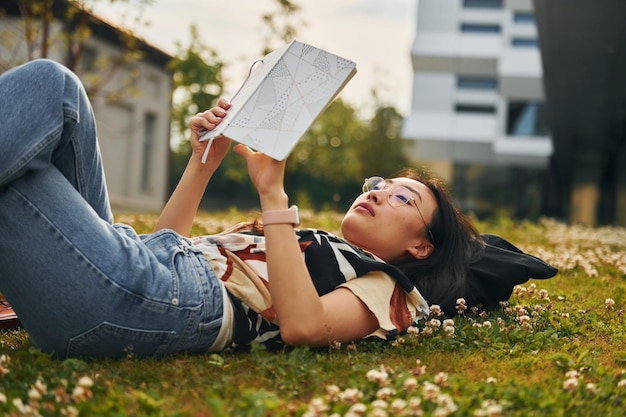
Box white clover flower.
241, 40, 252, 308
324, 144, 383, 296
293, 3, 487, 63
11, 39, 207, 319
422, 381, 440, 401
407, 326, 420, 335
12, 398, 33, 414
476, 400, 504, 417
367, 369, 389, 386
392, 337, 405, 347
78, 376, 94, 388
0, 354, 10, 376
605, 298, 615, 310
371, 399, 388, 409
412, 360, 427, 376
486, 404, 504, 417
563, 377, 579, 391
308, 397, 329, 414
403, 377, 419, 391
427, 319, 442, 329
565, 370, 580, 379
339, 388, 363, 404
585, 383, 598, 393
370, 407, 389, 417
443, 325, 455, 336
28, 387, 42, 401
617, 379, 626, 388
473, 322, 483, 328
539, 289, 549, 299
64, 405, 79, 417
390, 398, 407, 414
376, 387, 395, 400
437, 393, 456, 409
0, 392, 6, 403
326, 384, 340, 402
443, 319, 454, 327
408, 396, 422, 410
482, 320, 492, 328
485, 377, 498, 384
513, 286, 526, 297
430, 305, 443, 317
345, 403, 368, 416
434, 372, 449, 387
72, 386, 86, 401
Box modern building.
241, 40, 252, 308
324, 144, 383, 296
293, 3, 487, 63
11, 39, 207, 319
0, 0, 173, 212
402, 0, 552, 218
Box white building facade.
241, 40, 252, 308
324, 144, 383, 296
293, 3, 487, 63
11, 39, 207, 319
403, 0, 552, 169
0, 3, 173, 212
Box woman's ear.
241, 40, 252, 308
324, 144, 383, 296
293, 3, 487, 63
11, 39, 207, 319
407, 242, 434, 259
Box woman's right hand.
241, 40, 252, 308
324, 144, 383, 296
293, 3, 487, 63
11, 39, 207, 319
189, 98, 232, 166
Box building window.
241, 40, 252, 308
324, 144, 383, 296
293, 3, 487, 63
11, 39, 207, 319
141, 113, 156, 191
506, 101, 550, 136
457, 76, 498, 90
460, 23, 501, 34
513, 12, 535, 24
511, 38, 538, 48
455, 104, 497, 114
463, 0, 503, 8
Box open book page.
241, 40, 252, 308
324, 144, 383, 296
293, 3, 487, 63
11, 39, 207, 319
199, 40, 357, 161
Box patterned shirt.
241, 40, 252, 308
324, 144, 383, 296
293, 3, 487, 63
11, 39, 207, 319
192, 228, 429, 350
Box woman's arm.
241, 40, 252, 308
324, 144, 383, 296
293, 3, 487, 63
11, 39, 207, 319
154, 99, 232, 236
233, 145, 379, 346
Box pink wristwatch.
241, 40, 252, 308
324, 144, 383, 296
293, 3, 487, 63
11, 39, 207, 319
262, 205, 300, 226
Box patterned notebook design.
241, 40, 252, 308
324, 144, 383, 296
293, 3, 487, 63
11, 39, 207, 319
200, 40, 356, 160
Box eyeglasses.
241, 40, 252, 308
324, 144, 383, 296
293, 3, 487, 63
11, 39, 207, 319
363, 176, 435, 244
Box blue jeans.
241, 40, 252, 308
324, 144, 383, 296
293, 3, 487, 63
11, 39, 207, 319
0, 59, 224, 358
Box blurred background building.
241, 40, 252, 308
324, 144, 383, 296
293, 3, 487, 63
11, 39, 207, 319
403, 0, 626, 226
403, 0, 552, 221
0, 0, 172, 212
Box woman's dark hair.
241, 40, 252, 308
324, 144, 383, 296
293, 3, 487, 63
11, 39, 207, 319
393, 168, 484, 315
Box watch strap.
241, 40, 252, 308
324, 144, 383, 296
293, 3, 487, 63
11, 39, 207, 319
262, 205, 300, 226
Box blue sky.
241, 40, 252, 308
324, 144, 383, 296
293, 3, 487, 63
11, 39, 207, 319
93, 0, 417, 116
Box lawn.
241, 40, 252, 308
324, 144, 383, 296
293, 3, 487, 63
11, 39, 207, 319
1, 211, 625, 416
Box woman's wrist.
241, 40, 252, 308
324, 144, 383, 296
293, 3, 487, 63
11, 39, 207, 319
260, 190, 289, 211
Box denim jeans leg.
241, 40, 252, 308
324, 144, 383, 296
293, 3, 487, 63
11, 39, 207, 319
0, 58, 112, 223
0, 60, 223, 357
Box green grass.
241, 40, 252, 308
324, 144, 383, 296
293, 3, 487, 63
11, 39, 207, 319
1, 211, 625, 416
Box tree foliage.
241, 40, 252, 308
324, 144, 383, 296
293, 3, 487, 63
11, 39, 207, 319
260, 0, 307, 55
166, 24, 225, 193
0, 0, 154, 99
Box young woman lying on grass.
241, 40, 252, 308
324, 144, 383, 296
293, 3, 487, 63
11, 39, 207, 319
0, 59, 555, 358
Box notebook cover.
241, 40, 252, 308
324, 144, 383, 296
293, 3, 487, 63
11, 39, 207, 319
199, 40, 357, 160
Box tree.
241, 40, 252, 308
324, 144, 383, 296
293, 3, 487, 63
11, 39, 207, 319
166, 24, 225, 196
356, 105, 412, 178
260, 0, 307, 55
286, 99, 368, 210
0, 0, 154, 100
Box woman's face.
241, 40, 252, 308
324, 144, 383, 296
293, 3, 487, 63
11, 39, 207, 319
340, 177, 437, 263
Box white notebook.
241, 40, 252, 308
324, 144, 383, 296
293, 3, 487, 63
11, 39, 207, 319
199, 40, 357, 161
